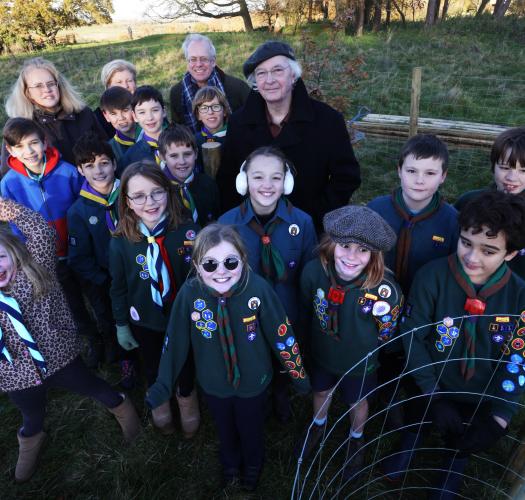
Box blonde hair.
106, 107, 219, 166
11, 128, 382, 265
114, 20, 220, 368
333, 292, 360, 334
317, 233, 385, 290
100, 59, 137, 88
192, 86, 231, 123
0, 229, 52, 299
5, 57, 85, 118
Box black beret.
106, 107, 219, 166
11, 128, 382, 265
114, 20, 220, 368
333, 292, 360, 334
323, 205, 397, 252
243, 41, 296, 78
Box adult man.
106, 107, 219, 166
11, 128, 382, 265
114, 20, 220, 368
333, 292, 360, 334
169, 33, 250, 133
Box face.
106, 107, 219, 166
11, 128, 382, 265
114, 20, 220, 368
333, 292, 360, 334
0, 243, 15, 288
494, 150, 525, 194
457, 227, 517, 285
78, 154, 116, 195
6, 133, 46, 173
198, 240, 243, 294
161, 142, 196, 183
187, 41, 215, 86
25, 68, 60, 111
197, 97, 225, 133
333, 243, 371, 281
132, 99, 166, 139
108, 70, 137, 94
398, 154, 446, 212
126, 175, 168, 230
102, 106, 135, 135
247, 154, 285, 215
254, 55, 295, 106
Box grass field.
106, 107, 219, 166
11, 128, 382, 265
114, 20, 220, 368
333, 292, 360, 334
1, 16, 525, 499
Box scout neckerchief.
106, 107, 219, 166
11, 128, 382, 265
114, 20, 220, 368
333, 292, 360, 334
0, 292, 47, 374
325, 263, 365, 340
139, 215, 175, 309
24, 155, 47, 182
392, 187, 443, 291
181, 69, 226, 133
200, 124, 227, 142
163, 168, 199, 223
241, 199, 287, 283
79, 179, 120, 232
208, 281, 242, 388
142, 132, 161, 166
448, 254, 511, 380
114, 129, 135, 147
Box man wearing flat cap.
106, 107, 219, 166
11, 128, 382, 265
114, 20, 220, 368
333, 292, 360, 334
217, 40, 361, 230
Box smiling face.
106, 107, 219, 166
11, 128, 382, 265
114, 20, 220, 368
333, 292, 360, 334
108, 69, 137, 94
197, 97, 225, 133
161, 142, 196, 183
78, 154, 116, 195
494, 150, 525, 195
254, 55, 295, 106
198, 240, 243, 294
126, 174, 168, 230
457, 226, 517, 284
6, 133, 46, 174
247, 154, 285, 215
25, 68, 60, 111
187, 40, 216, 86
102, 106, 135, 136
0, 243, 15, 289
132, 99, 165, 139
398, 154, 447, 212
333, 243, 371, 281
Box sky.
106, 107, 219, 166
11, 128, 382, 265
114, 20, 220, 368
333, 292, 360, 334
112, 0, 150, 21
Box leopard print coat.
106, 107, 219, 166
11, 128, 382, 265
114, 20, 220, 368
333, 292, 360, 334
0, 199, 80, 393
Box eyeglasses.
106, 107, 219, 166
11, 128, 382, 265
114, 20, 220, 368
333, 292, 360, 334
254, 66, 289, 82
188, 56, 212, 64
198, 104, 223, 114
27, 81, 58, 93
127, 189, 167, 205
200, 256, 241, 273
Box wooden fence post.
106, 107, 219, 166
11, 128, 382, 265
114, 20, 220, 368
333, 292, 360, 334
409, 67, 422, 137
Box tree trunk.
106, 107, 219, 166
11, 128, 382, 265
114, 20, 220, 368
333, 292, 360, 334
476, 0, 491, 16
391, 0, 406, 25
308, 0, 313, 22
493, 0, 512, 17
364, 0, 373, 27
434, 0, 441, 22
441, 0, 449, 19
372, 0, 382, 31
239, 0, 254, 31
425, 0, 438, 27
355, 0, 365, 36
385, 0, 391, 25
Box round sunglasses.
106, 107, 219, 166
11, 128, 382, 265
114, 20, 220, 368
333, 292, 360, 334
200, 256, 241, 273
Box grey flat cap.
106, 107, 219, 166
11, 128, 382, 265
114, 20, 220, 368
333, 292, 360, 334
243, 41, 296, 78
323, 205, 397, 252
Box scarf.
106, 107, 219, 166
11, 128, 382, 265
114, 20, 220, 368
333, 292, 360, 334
242, 199, 287, 282
163, 168, 199, 223
79, 179, 120, 232
114, 129, 135, 147
139, 215, 174, 308
448, 254, 511, 380
325, 263, 365, 340
392, 187, 443, 291
181, 68, 226, 133
200, 124, 227, 142
142, 132, 161, 166
0, 292, 47, 374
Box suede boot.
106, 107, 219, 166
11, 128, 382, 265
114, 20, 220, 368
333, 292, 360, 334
151, 400, 175, 435
108, 395, 141, 443
176, 389, 200, 438
15, 430, 46, 483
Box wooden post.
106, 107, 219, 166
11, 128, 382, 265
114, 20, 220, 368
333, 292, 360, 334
409, 67, 422, 137
201, 142, 222, 179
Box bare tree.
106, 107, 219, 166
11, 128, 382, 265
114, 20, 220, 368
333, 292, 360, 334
425, 0, 438, 26
493, 0, 512, 17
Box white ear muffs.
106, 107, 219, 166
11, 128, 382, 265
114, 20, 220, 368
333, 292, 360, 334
283, 162, 294, 195
235, 160, 248, 196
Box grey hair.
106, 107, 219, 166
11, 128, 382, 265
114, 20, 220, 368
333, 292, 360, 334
100, 59, 137, 88
182, 33, 216, 60
246, 58, 302, 89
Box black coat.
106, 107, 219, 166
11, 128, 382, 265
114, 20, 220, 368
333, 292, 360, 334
217, 79, 361, 229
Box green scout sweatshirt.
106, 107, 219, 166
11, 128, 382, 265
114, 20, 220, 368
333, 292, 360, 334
146, 270, 310, 405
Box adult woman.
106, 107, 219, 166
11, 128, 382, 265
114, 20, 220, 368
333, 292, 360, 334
3, 57, 106, 169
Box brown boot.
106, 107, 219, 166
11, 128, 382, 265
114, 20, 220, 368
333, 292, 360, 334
151, 401, 175, 435
108, 395, 141, 443
176, 389, 200, 438
15, 430, 46, 483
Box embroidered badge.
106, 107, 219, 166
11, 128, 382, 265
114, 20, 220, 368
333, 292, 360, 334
372, 301, 390, 317
492, 333, 505, 343
378, 285, 391, 298
520, 375, 525, 387
507, 363, 520, 374
280, 351, 291, 359
247, 332, 256, 341
286, 316, 292, 326
285, 336, 295, 347
202, 330, 212, 339
185, 229, 196, 240
289, 370, 299, 379
243, 315, 257, 323
130, 306, 140, 321
365, 293, 378, 301
502, 379, 515, 392
314, 289, 329, 328
443, 317, 454, 328
248, 297, 261, 310
285, 360, 296, 370
510, 354, 523, 365
136, 254, 149, 279
202, 309, 213, 321
276, 342, 286, 350
278, 324, 287, 336
521, 310, 525, 322
245, 319, 257, 333
289, 224, 300, 236
512, 338, 525, 350
292, 343, 299, 355
288, 260, 296, 269
89, 216, 98, 225
432, 235, 445, 243
191, 311, 200, 321
518, 328, 525, 337
496, 316, 510, 323
194, 299, 206, 311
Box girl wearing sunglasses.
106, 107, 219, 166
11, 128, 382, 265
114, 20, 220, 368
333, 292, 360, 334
109, 160, 201, 437
146, 223, 310, 491
219, 146, 317, 423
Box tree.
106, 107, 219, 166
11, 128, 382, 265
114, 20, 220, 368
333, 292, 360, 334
425, 0, 439, 26
151, 0, 254, 32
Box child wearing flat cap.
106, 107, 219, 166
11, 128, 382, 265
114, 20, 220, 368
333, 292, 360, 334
296, 205, 403, 480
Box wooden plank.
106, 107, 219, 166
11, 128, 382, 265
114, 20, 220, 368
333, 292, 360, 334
409, 67, 422, 137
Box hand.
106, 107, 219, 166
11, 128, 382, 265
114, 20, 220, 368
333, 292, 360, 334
430, 397, 464, 437
456, 413, 508, 456
116, 324, 139, 351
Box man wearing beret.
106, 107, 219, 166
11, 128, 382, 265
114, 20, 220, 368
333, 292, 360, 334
217, 41, 361, 231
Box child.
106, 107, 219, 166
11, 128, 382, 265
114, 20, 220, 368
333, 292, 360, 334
192, 86, 230, 169
455, 127, 525, 278
109, 160, 200, 437
118, 86, 167, 175
1, 117, 98, 365
387, 191, 525, 498
368, 134, 459, 295
99, 86, 140, 170
298, 205, 403, 481
146, 224, 310, 491
219, 146, 317, 422
158, 125, 220, 227
0, 197, 140, 483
